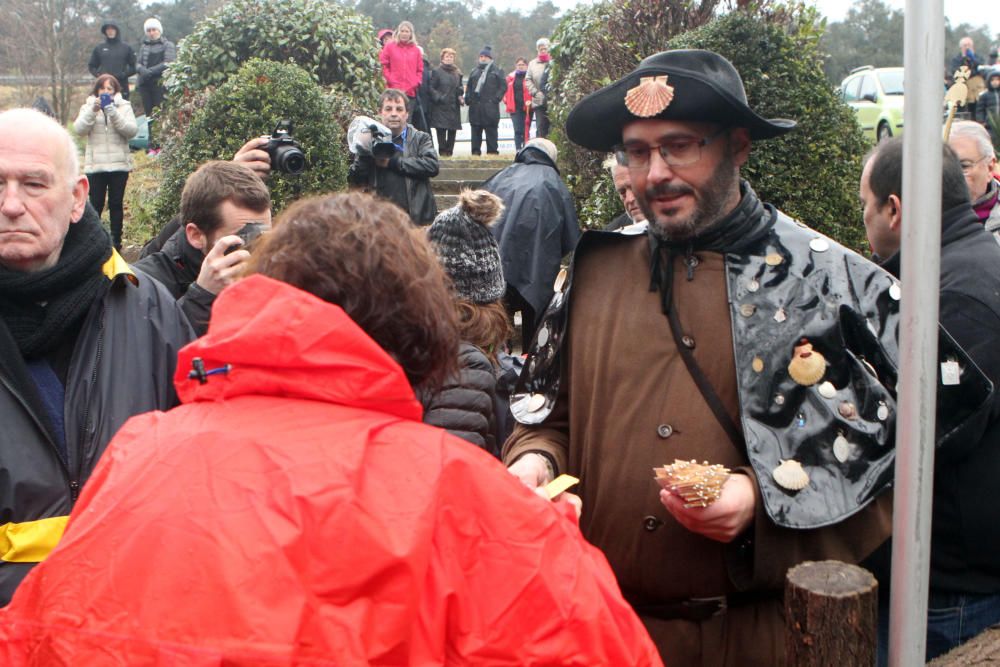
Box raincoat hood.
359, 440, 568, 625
176, 275, 422, 422
100, 20, 120, 39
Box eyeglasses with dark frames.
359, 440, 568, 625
614, 128, 729, 171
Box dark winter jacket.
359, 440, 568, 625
0, 241, 193, 604
421, 343, 499, 457
347, 123, 439, 225
483, 146, 581, 316
429, 65, 463, 130
977, 83, 1000, 139
88, 21, 136, 94
465, 61, 505, 127
133, 225, 215, 336
882, 203, 1000, 595
137, 36, 176, 89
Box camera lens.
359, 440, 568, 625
274, 145, 305, 175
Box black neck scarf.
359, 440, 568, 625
0, 203, 113, 358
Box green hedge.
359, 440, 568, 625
152, 59, 347, 226
164, 0, 381, 95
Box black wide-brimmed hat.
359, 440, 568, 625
566, 49, 796, 151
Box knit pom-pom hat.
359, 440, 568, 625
427, 190, 505, 304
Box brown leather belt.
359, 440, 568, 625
626, 591, 777, 622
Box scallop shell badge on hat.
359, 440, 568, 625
625, 75, 675, 117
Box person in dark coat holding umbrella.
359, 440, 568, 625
465, 46, 505, 156
482, 138, 580, 342
429, 48, 464, 157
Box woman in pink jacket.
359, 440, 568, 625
379, 20, 423, 103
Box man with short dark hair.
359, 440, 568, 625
603, 154, 647, 231
135, 160, 272, 334
87, 20, 136, 100
501, 49, 988, 665
465, 47, 505, 156
861, 136, 1000, 662
347, 89, 439, 225
0, 108, 192, 603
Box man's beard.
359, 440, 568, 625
641, 154, 740, 242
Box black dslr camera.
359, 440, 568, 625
265, 120, 306, 175
369, 124, 398, 160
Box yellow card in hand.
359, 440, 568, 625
544, 474, 580, 500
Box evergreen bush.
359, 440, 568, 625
152, 59, 347, 226
549, 5, 870, 251
164, 0, 381, 95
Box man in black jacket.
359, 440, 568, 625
135, 160, 271, 335
861, 137, 1000, 662
465, 47, 505, 156
347, 89, 439, 225
0, 108, 192, 603
88, 20, 136, 100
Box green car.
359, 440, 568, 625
840, 66, 905, 143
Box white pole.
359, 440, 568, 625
888, 1, 944, 664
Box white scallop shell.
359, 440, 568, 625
772, 459, 809, 491
625, 76, 674, 117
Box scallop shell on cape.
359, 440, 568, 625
788, 339, 826, 386
625, 76, 675, 117
772, 459, 809, 491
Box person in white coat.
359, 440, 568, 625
74, 73, 137, 250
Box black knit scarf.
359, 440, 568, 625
648, 181, 774, 311
0, 204, 112, 358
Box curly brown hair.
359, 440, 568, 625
245, 192, 459, 391
455, 300, 512, 363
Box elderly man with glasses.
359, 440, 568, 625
501, 50, 989, 666
949, 121, 1000, 241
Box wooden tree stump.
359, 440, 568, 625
785, 560, 878, 666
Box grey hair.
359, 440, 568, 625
536, 37, 550, 49
950, 120, 995, 161
0, 108, 80, 185
526, 137, 557, 164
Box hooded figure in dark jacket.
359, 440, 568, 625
483, 139, 581, 342
88, 20, 136, 100
862, 137, 1000, 663
465, 47, 506, 155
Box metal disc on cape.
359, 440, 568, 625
889, 283, 901, 301
527, 393, 547, 412
818, 381, 836, 399
752, 357, 764, 373
833, 435, 851, 463
809, 237, 830, 253
747, 279, 760, 293
877, 402, 890, 421
536, 326, 549, 347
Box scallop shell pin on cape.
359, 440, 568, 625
625, 76, 675, 117
787, 338, 826, 386
772, 459, 809, 491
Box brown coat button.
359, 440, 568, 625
643, 516, 663, 532
657, 424, 673, 438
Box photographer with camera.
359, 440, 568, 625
347, 89, 439, 226
135, 160, 271, 335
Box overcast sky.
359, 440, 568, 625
492, 0, 996, 39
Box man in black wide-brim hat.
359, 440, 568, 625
501, 49, 992, 665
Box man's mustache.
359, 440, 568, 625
645, 183, 695, 199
